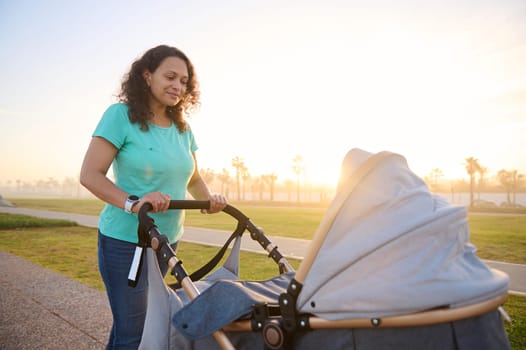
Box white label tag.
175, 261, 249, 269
128, 246, 143, 281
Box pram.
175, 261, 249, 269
133, 149, 511, 350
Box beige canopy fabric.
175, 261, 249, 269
296, 148, 509, 320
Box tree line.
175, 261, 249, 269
1, 155, 524, 205
201, 154, 315, 202
464, 157, 523, 208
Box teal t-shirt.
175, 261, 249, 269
93, 103, 197, 243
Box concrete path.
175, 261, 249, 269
0, 206, 524, 349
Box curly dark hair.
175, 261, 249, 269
118, 45, 200, 133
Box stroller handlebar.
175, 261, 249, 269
138, 200, 249, 225
167, 200, 248, 222
137, 200, 294, 274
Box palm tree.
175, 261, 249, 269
513, 172, 524, 205
218, 168, 231, 197
232, 156, 245, 201
498, 169, 524, 206
262, 173, 278, 201
241, 165, 250, 200
200, 168, 215, 186
430, 168, 443, 184
291, 155, 304, 202
253, 176, 264, 201
477, 166, 488, 200
429, 168, 444, 191
497, 169, 513, 205
465, 157, 481, 208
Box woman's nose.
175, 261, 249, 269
173, 80, 184, 91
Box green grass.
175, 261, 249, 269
0, 212, 77, 229
506, 294, 526, 350
8, 198, 526, 264
468, 215, 526, 264
187, 205, 327, 239
0, 222, 103, 289
0, 212, 523, 349
7, 198, 105, 215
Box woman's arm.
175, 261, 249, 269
80, 137, 170, 213
80, 136, 128, 208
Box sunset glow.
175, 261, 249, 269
1, 0, 525, 189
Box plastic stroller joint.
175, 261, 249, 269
279, 278, 305, 333
171, 259, 188, 282
268, 247, 285, 273
248, 223, 270, 246
252, 303, 269, 331
251, 303, 282, 330
152, 233, 177, 266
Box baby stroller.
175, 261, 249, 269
132, 149, 511, 350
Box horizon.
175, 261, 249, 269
1, 0, 525, 187
0, 155, 521, 189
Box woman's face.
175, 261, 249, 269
144, 56, 189, 107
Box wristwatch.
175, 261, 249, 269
124, 194, 140, 214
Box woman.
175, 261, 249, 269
80, 44, 227, 349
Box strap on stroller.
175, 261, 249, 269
169, 217, 248, 289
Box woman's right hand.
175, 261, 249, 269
135, 192, 171, 213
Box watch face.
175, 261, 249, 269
128, 195, 139, 201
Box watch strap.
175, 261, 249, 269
124, 195, 140, 214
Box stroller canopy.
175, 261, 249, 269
296, 149, 509, 320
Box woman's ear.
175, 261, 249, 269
142, 70, 151, 87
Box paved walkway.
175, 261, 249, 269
0, 206, 524, 349
0, 250, 111, 349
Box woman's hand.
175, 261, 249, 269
136, 192, 171, 213
202, 194, 227, 214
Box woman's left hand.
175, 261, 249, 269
202, 194, 227, 214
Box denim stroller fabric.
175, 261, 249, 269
170, 231, 294, 340
172, 272, 294, 339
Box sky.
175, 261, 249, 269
1, 0, 526, 188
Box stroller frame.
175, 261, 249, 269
134, 198, 508, 350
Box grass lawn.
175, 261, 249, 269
7, 198, 526, 264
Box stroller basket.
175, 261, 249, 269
135, 149, 511, 350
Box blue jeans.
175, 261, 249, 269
98, 231, 177, 350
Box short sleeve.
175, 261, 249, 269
187, 124, 198, 153
93, 103, 130, 149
